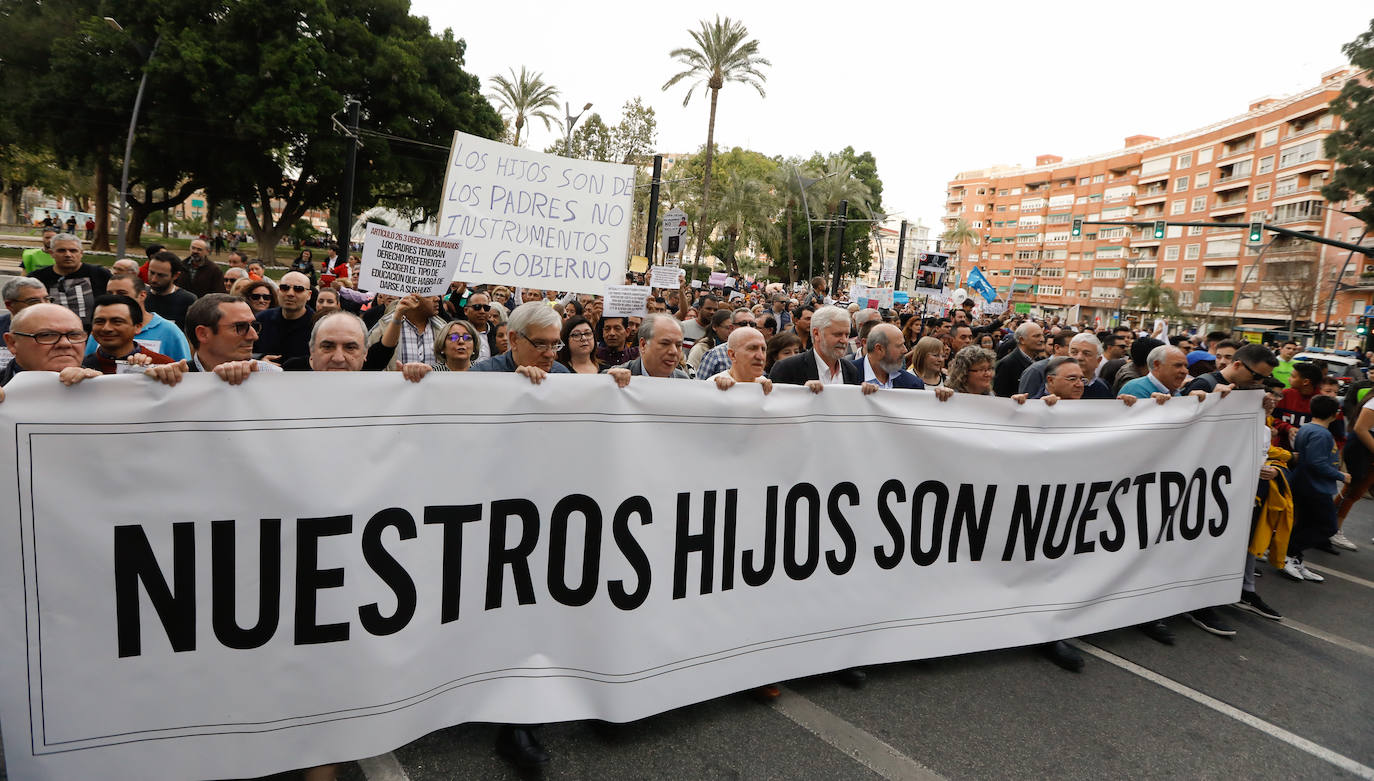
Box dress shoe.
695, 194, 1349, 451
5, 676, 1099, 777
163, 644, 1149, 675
1039, 640, 1084, 672
495, 725, 550, 770
834, 668, 866, 688
753, 683, 782, 701
1139, 621, 1175, 645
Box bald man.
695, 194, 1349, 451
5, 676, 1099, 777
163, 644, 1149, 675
0, 303, 101, 389
253, 271, 315, 363
711, 325, 773, 394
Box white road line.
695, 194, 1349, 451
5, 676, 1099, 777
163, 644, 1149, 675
1073, 641, 1374, 780
1277, 617, 1374, 660
771, 687, 946, 781
1304, 564, 1374, 589
358, 752, 411, 781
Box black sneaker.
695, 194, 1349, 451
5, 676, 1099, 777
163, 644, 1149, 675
1235, 591, 1282, 621
1139, 620, 1175, 645
1039, 640, 1085, 672
1187, 607, 1237, 637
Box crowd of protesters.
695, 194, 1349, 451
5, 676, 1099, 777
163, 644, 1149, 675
2, 240, 1369, 777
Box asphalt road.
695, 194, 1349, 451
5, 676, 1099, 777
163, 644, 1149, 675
5, 500, 1372, 781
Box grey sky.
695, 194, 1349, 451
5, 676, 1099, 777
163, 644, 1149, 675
412, 0, 1370, 242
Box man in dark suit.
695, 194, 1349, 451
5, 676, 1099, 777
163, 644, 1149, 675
993, 320, 1043, 397
769, 305, 864, 391
850, 322, 924, 389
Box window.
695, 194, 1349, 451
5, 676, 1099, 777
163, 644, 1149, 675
972, 220, 983, 228
1038, 285, 1064, 296
974, 204, 984, 211
1167, 226, 1183, 238
1353, 300, 1367, 316
1013, 266, 1036, 277
1195, 172, 1210, 188
1016, 233, 1040, 244
1093, 268, 1123, 279
1188, 226, 1203, 236
1185, 244, 1200, 260
1047, 213, 1072, 224
1278, 139, 1321, 168
1177, 152, 1193, 169
1141, 157, 1171, 176
1192, 196, 1207, 212
1079, 177, 1090, 186
996, 205, 1008, 212
1171, 200, 1186, 215
1182, 268, 1197, 282
1275, 176, 1299, 196
1206, 239, 1241, 257
1255, 184, 1270, 201
1258, 155, 1274, 174
1175, 175, 1190, 191
1164, 246, 1180, 261
1090, 286, 1121, 299
1045, 231, 1071, 243
1098, 227, 1126, 239
1096, 247, 1125, 259
1127, 266, 1155, 281
1198, 148, 1213, 164
1015, 250, 1040, 260
1092, 174, 1104, 183
1021, 198, 1046, 211
997, 189, 1009, 196
1261, 128, 1278, 147
1177, 291, 1193, 306
1162, 268, 1177, 283
1039, 265, 1065, 275
1010, 187, 1022, 195
1250, 210, 1267, 223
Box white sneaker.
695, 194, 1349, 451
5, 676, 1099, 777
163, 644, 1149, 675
1258, 550, 1269, 563
1296, 561, 1325, 582
1330, 532, 1358, 551
1279, 557, 1306, 581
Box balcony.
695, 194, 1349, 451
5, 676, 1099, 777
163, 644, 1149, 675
947, 193, 964, 203
1220, 142, 1255, 159
1211, 201, 1249, 217
1274, 213, 1323, 226
1281, 158, 1333, 176
1138, 172, 1170, 185
1213, 176, 1250, 192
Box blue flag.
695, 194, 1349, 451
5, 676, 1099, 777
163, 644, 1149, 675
967, 266, 997, 303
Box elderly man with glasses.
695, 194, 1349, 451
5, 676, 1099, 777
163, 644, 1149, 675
0, 303, 101, 389
470, 300, 571, 384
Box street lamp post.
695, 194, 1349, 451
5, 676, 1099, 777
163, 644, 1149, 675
563, 101, 592, 157
793, 166, 839, 286
106, 17, 159, 261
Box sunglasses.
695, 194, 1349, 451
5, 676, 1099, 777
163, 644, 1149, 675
467, 303, 492, 311
248, 293, 273, 301
221, 321, 263, 336
447, 333, 474, 343
284, 285, 309, 293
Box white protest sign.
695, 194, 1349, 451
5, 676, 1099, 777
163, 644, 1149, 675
0, 373, 1259, 781
358, 223, 464, 296
984, 301, 1008, 316
660, 207, 688, 258
650, 265, 683, 289
873, 287, 894, 309
437, 131, 633, 295
879, 260, 896, 283
603, 284, 649, 317
708, 271, 728, 287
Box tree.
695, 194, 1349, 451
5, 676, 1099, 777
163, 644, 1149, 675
1323, 18, 1374, 228
544, 113, 613, 161
941, 218, 981, 277
711, 169, 780, 276
804, 152, 877, 282
1264, 255, 1319, 336
612, 97, 657, 166
1127, 276, 1180, 320
662, 16, 770, 266
488, 66, 560, 148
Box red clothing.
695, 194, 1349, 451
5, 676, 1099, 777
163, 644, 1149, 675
81, 343, 175, 374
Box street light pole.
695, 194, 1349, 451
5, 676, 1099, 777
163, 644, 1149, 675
563, 101, 592, 157
106, 17, 159, 261
793, 166, 839, 287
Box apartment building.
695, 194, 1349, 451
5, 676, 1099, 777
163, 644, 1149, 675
943, 67, 1373, 345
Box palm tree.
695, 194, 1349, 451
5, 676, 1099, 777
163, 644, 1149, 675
712, 170, 780, 276
662, 16, 770, 265
941, 218, 980, 280
1127, 276, 1180, 320
805, 155, 874, 281
487, 67, 560, 147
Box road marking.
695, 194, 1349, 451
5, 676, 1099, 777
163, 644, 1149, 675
1304, 564, 1374, 590
358, 752, 410, 781
1278, 617, 1374, 660
772, 687, 946, 781
1073, 641, 1374, 780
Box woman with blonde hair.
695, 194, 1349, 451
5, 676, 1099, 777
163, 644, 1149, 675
232, 277, 279, 313
909, 336, 947, 387
431, 319, 480, 372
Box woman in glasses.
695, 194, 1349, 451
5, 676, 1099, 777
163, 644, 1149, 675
909, 336, 947, 388
230, 278, 279, 314
556, 316, 600, 374
430, 320, 480, 372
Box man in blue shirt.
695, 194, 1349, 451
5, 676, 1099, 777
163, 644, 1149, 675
84, 274, 191, 362
1117, 344, 1207, 403
471, 300, 570, 382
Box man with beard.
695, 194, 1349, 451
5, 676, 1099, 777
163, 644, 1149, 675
144, 251, 198, 329
182, 238, 225, 298
852, 322, 927, 389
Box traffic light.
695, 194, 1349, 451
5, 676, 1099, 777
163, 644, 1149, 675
1358, 324, 1368, 336
1071, 218, 1083, 237
1248, 221, 1264, 243
1152, 220, 1166, 239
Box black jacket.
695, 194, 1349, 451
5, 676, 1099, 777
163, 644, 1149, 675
769, 349, 862, 386
993, 348, 1033, 397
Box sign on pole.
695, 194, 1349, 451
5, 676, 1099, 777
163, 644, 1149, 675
437, 131, 634, 295
661, 208, 688, 263
358, 223, 465, 296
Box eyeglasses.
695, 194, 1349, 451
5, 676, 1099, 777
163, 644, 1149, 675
11, 296, 52, 306
220, 320, 263, 336
11, 330, 86, 345
467, 303, 491, 311
518, 332, 563, 353
570, 331, 595, 341
283, 285, 309, 293
447, 332, 474, 343
1241, 362, 1272, 380
248, 293, 273, 301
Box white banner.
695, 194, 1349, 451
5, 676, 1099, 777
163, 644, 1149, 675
358, 223, 465, 296
0, 374, 1261, 780
437, 132, 634, 295
602, 284, 649, 317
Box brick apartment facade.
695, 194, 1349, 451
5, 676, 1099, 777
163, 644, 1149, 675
943, 66, 1374, 347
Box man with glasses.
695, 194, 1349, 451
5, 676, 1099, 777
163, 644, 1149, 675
471, 301, 569, 383
29, 233, 110, 327
178, 293, 282, 383
1184, 342, 1277, 395
145, 251, 198, 329
0, 303, 100, 388
1, 277, 52, 338
462, 291, 498, 361
254, 271, 315, 364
